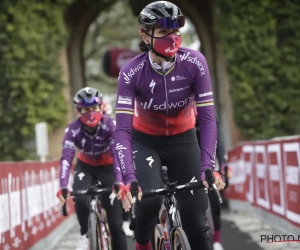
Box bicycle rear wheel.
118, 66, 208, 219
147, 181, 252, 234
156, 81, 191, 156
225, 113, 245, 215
172, 227, 191, 250
88, 213, 101, 250
152, 224, 166, 250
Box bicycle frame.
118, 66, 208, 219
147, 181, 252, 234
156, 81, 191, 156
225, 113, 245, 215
90, 194, 102, 215
159, 192, 182, 250
89, 191, 111, 250
129, 169, 223, 250
61, 182, 114, 250
153, 181, 187, 250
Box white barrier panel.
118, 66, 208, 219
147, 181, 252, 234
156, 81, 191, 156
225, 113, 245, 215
0, 161, 74, 250
226, 136, 300, 232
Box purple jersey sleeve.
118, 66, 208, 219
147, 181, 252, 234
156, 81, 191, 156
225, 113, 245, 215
107, 118, 123, 183
59, 127, 75, 187
114, 68, 137, 185
193, 52, 217, 172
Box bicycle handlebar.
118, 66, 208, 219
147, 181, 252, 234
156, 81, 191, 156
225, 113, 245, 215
129, 168, 222, 231
142, 180, 205, 198
205, 168, 223, 204
61, 185, 113, 217
70, 188, 112, 196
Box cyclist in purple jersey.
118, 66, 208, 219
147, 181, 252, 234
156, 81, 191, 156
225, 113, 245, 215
56, 87, 126, 250
114, 2, 225, 250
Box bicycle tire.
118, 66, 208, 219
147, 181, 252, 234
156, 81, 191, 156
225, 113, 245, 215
172, 227, 191, 250
100, 209, 113, 250
152, 224, 166, 250
88, 213, 101, 250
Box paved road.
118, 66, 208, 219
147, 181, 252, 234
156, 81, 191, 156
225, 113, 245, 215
223, 211, 300, 250
51, 210, 273, 250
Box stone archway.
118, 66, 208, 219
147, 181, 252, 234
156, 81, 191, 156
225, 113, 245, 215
64, 0, 103, 105
56, 0, 242, 157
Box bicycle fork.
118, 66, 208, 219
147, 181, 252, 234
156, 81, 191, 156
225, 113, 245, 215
159, 207, 171, 249
159, 195, 182, 250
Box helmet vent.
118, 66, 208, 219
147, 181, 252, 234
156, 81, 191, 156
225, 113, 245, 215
165, 8, 173, 17
152, 9, 163, 17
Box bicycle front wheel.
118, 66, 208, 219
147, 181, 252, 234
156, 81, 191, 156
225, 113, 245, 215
100, 209, 112, 250
172, 228, 191, 250
152, 224, 166, 250
88, 213, 101, 250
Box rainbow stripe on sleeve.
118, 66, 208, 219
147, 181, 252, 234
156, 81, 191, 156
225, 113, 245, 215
115, 107, 134, 115
196, 99, 214, 107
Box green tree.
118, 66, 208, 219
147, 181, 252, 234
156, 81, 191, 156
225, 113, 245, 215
0, 0, 71, 160
215, 0, 300, 139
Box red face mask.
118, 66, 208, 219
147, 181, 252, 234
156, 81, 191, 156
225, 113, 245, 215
80, 111, 102, 128
153, 33, 182, 57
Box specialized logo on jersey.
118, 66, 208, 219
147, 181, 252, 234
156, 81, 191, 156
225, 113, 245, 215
179, 52, 205, 76
146, 156, 154, 168
149, 79, 156, 93
78, 172, 85, 181
141, 96, 193, 110
123, 60, 147, 84
81, 138, 86, 147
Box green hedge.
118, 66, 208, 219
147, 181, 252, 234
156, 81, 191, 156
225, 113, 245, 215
215, 0, 300, 140
0, 0, 71, 160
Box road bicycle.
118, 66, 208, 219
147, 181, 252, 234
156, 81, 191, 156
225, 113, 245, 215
129, 168, 222, 250
62, 181, 113, 250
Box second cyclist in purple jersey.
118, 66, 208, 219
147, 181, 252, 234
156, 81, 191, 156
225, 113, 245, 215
114, 1, 226, 250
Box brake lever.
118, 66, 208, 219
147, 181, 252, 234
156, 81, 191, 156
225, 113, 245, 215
205, 168, 223, 204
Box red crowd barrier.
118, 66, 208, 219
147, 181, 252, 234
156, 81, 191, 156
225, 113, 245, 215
225, 136, 300, 227
0, 161, 75, 250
